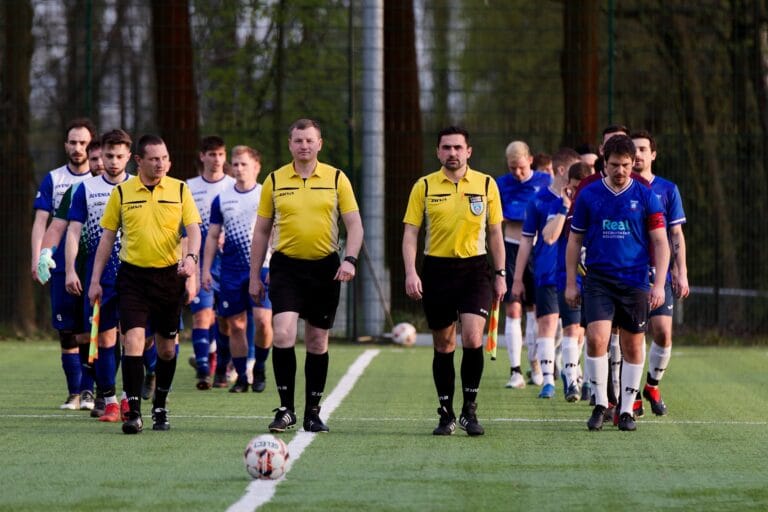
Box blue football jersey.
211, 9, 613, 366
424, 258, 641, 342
521, 187, 562, 287
570, 178, 664, 289
496, 170, 552, 222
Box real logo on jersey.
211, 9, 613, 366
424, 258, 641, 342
602, 218, 631, 239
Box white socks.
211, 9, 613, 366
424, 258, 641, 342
560, 336, 580, 387
536, 337, 556, 385
619, 360, 644, 416
648, 342, 671, 382
585, 354, 609, 407
505, 317, 523, 368
525, 311, 537, 363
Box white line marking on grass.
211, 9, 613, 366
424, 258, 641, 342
226, 348, 380, 512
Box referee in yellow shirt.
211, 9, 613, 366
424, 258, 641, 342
403, 126, 506, 436
249, 119, 363, 434
89, 134, 202, 434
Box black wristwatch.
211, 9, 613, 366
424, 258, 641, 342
344, 255, 358, 266
495, 269, 506, 277
186, 253, 199, 264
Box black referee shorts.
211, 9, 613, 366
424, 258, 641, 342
268, 251, 341, 330
117, 262, 186, 339
421, 255, 492, 331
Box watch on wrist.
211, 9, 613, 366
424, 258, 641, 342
186, 253, 199, 264
495, 269, 506, 277
344, 255, 358, 266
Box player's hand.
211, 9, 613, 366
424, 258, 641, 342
334, 260, 356, 282
561, 187, 573, 209
405, 272, 423, 300
249, 278, 265, 304
649, 283, 666, 311
672, 271, 689, 299
565, 283, 580, 308
65, 270, 82, 296
88, 282, 102, 306
511, 279, 525, 302
201, 271, 213, 292
36, 247, 57, 284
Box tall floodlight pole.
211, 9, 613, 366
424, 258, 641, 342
360, 0, 387, 336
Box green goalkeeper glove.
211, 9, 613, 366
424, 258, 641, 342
37, 246, 57, 284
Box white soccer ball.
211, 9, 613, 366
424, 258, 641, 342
243, 434, 290, 480
391, 322, 417, 346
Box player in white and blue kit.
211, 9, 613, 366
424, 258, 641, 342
496, 140, 552, 389
32, 118, 97, 410
66, 129, 133, 422
202, 145, 272, 393
631, 130, 689, 416
187, 136, 235, 389
566, 135, 670, 432
511, 148, 583, 400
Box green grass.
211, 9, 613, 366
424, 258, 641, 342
1, 342, 768, 511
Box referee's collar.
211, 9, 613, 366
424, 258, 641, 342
438, 166, 475, 183
130, 174, 171, 191
287, 161, 334, 179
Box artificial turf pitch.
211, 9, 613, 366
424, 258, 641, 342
1, 341, 767, 511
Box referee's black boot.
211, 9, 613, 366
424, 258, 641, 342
432, 406, 456, 436
458, 402, 485, 436
303, 406, 330, 433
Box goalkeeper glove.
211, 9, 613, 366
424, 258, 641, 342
37, 246, 57, 284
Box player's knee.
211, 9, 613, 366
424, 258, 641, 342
59, 331, 78, 350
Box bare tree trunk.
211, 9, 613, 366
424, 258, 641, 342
150, 0, 199, 179
384, 0, 422, 314
0, 0, 36, 334
561, 0, 599, 147
428, 0, 450, 128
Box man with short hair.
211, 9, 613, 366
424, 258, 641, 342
187, 136, 235, 389
631, 129, 689, 416
496, 140, 551, 389
566, 135, 670, 432
89, 135, 201, 434
249, 119, 363, 434
32, 118, 98, 410
202, 145, 272, 394
67, 129, 133, 422
511, 148, 582, 400
403, 126, 506, 436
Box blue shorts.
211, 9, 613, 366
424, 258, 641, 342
556, 290, 581, 327
649, 281, 674, 318
218, 267, 271, 318
83, 285, 120, 332
50, 272, 85, 333
503, 241, 535, 306
190, 286, 215, 313
535, 285, 559, 317
583, 272, 649, 334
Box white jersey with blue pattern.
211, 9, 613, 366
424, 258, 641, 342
187, 174, 236, 250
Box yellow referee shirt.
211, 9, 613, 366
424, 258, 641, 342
101, 175, 202, 268
258, 162, 359, 260
403, 167, 502, 258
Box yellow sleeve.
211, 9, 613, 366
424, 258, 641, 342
337, 171, 359, 214
181, 182, 202, 226
402, 179, 426, 227
486, 178, 503, 225
100, 187, 122, 231
257, 173, 275, 219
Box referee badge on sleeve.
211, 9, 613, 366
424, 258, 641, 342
468, 195, 485, 216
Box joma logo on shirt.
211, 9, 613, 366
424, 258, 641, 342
276, 191, 294, 198
602, 219, 630, 232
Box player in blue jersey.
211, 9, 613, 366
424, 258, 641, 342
512, 148, 582, 400
631, 130, 689, 416
496, 140, 552, 389
187, 136, 235, 389
202, 145, 273, 394
32, 118, 98, 410
66, 129, 133, 422
566, 135, 670, 432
